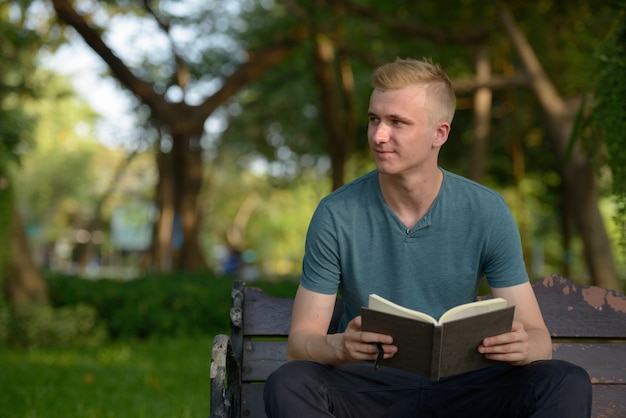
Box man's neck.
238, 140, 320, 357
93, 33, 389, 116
378, 168, 444, 229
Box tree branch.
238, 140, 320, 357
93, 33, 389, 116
51, 0, 168, 115
452, 73, 532, 94
51, 0, 307, 128
195, 26, 308, 122
498, 6, 566, 118
142, 0, 191, 89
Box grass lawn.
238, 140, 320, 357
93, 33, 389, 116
0, 276, 300, 418
0, 336, 213, 418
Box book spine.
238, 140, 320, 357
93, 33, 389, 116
430, 325, 443, 380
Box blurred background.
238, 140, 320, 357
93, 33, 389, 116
1, 0, 625, 416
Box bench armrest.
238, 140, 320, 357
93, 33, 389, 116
210, 334, 241, 418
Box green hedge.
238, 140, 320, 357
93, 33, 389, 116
45, 272, 299, 341
45, 272, 235, 340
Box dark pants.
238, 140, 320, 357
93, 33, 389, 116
263, 360, 591, 418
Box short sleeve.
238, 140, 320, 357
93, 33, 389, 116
300, 201, 342, 295
483, 197, 529, 288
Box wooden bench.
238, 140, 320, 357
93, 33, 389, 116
209, 274, 626, 418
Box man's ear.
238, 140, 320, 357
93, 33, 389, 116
433, 121, 450, 147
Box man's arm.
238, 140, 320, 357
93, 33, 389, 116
287, 285, 395, 366
481, 282, 552, 365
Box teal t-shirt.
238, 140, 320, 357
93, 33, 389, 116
301, 169, 528, 332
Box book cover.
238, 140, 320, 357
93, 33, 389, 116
360, 296, 515, 381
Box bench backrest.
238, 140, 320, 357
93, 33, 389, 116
230, 275, 626, 418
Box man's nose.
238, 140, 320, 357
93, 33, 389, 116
371, 123, 390, 143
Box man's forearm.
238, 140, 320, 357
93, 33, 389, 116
287, 332, 347, 366
526, 328, 553, 363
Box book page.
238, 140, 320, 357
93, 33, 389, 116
439, 298, 508, 323
368, 294, 437, 324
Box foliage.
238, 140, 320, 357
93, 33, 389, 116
202, 153, 331, 275
0, 303, 106, 348
44, 271, 299, 340
0, 2, 40, 169
586, 4, 626, 247
0, 270, 299, 349
11, 73, 101, 233
0, 336, 211, 418
0, 182, 11, 310
221, 0, 616, 182
9, 69, 148, 271
45, 272, 227, 339
0, 2, 47, 307
16, 0, 625, 282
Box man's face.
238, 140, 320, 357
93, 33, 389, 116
367, 83, 448, 176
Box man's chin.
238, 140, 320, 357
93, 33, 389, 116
376, 167, 401, 176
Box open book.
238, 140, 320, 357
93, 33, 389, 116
361, 294, 515, 381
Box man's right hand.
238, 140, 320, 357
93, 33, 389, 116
287, 285, 396, 366
341, 316, 397, 363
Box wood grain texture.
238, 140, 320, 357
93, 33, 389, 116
535, 274, 626, 338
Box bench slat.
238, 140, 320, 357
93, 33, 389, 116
241, 384, 265, 418
241, 276, 626, 338
552, 343, 626, 383
243, 288, 294, 336
242, 340, 288, 382
534, 275, 626, 338
591, 385, 626, 418
242, 287, 344, 336
240, 341, 626, 384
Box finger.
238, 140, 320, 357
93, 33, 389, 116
359, 330, 393, 345
482, 330, 521, 347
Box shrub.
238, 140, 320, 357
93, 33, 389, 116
0, 302, 107, 348
32, 271, 300, 343
45, 271, 234, 340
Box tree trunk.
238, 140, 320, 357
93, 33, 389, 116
551, 114, 618, 288
154, 146, 176, 272
499, 7, 619, 289
312, 2, 356, 191
4, 207, 49, 308
468, 46, 492, 184
314, 35, 348, 190
171, 130, 207, 270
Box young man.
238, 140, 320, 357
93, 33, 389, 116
264, 58, 591, 417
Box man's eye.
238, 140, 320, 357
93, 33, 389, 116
391, 119, 403, 126
369, 117, 380, 124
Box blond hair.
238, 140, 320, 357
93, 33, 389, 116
372, 57, 456, 123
